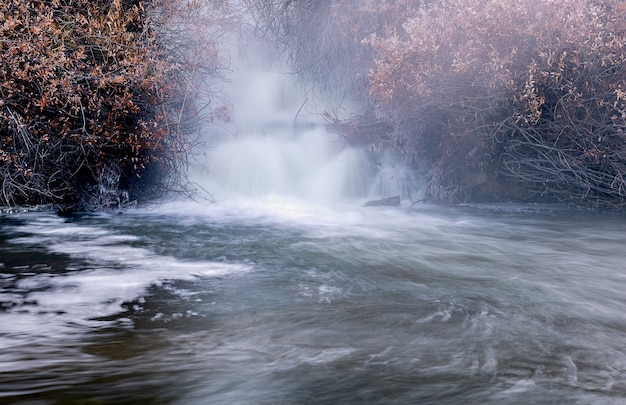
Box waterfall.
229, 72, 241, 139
192, 35, 418, 204
203, 129, 375, 202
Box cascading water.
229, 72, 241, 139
203, 129, 374, 201
191, 37, 418, 204
5, 15, 626, 405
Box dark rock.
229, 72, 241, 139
364, 195, 401, 207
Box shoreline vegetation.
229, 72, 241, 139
0, 0, 231, 212
3, 0, 626, 211
248, 0, 626, 210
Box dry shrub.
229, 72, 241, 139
244, 0, 416, 98
365, 0, 626, 207
0, 0, 230, 210
249, 0, 626, 209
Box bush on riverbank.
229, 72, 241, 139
249, 0, 626, 209
0, 0, 229, 211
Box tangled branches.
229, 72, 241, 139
251, 0, 626, 209
242, 0, 415, 98
0, 0, 230, 211
363, 0, 626, 208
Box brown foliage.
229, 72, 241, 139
250, 0, 626, 209
365, 0, 626, 207
0, 0, 230, 210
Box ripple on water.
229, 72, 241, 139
2, 206, 626, 403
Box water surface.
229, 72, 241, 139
2, 200, 626, 404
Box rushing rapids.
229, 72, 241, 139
2, 18, 626, 405
2, 202, 626, 403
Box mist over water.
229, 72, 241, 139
203, 129, 375, 201
4, 22, 626, 405
5, 202, 626, 404
191, 36, 417, 204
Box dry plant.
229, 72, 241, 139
0, 0, 232, 211
365, 0, 626, 208
248, 0, 626, 209
243, 0, 415, 98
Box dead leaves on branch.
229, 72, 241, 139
262, 0, 626, 209
0, 0, 228, 210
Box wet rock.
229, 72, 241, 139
364, 195, 401, 207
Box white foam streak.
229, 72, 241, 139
150, 197, 413, 240
9, 215, 250, 324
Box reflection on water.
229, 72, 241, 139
2, 201, 626, 404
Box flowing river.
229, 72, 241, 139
3, 32, 626, 405
2, 196, 626, 404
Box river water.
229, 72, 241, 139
3, 30, 626, 405
2, 197, 626, 404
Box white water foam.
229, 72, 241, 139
191, 33, 419, 204
200, 129, 375, 202
8, 214, 251, 325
